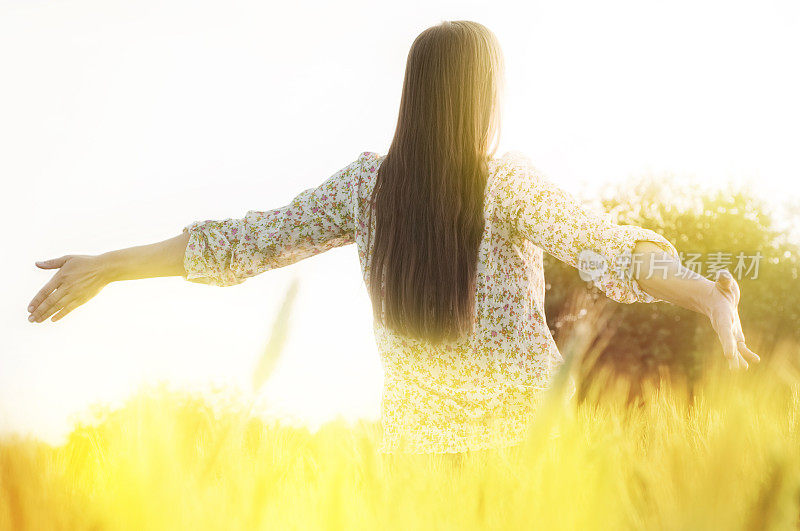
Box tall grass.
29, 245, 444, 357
2, 283, 799, 530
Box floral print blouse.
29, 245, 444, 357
182, 151, 680, 454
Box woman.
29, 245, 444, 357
26, 21, 759, 456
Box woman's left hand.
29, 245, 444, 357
705, 270, 761, 371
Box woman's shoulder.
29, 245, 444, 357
487, 150, 545, 195
489, 150, 537, 173
358, 150, 533, 171
357, 151, 387, 167
343, 151, 385, 186
347, 152, 386, 202
355, 150, 542, 180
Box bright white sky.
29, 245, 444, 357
2, 0, 798, 444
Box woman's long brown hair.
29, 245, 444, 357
368, 20, 504, 344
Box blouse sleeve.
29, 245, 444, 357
181, 153, 367, 286
495, 152, 681, 304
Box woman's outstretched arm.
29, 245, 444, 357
27, 152, 371, 324
632, 240, 760, 371
27, 232, 190, 323
494, 151, 760, 372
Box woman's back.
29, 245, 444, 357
181, 149, 678, 453
364, 150, 567, 453
354, 150, 561, 453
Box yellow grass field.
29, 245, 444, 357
2, 345, 799, 531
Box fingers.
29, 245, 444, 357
51, 300, 81, 322
718, 322, 738, 368
715, 269, 734, 290
714, 269, 740, 304
716, 322, 759, 371
733, 314, 760, 365
709, 271, 755, 372
715, 322, 748, 371
738, 341, 761, 364
734, 351, 748, 371
28, 255, 71, 315
28, 275, 63, 314
723, 334, 750, 371
38, 293, 76, 322
28, 286, 69, 323
35, 256, 70, 270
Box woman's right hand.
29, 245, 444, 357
27, 254, 112, 323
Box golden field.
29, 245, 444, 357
2, 345, 799, 531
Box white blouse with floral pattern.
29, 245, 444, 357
182, 151, 680, 454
